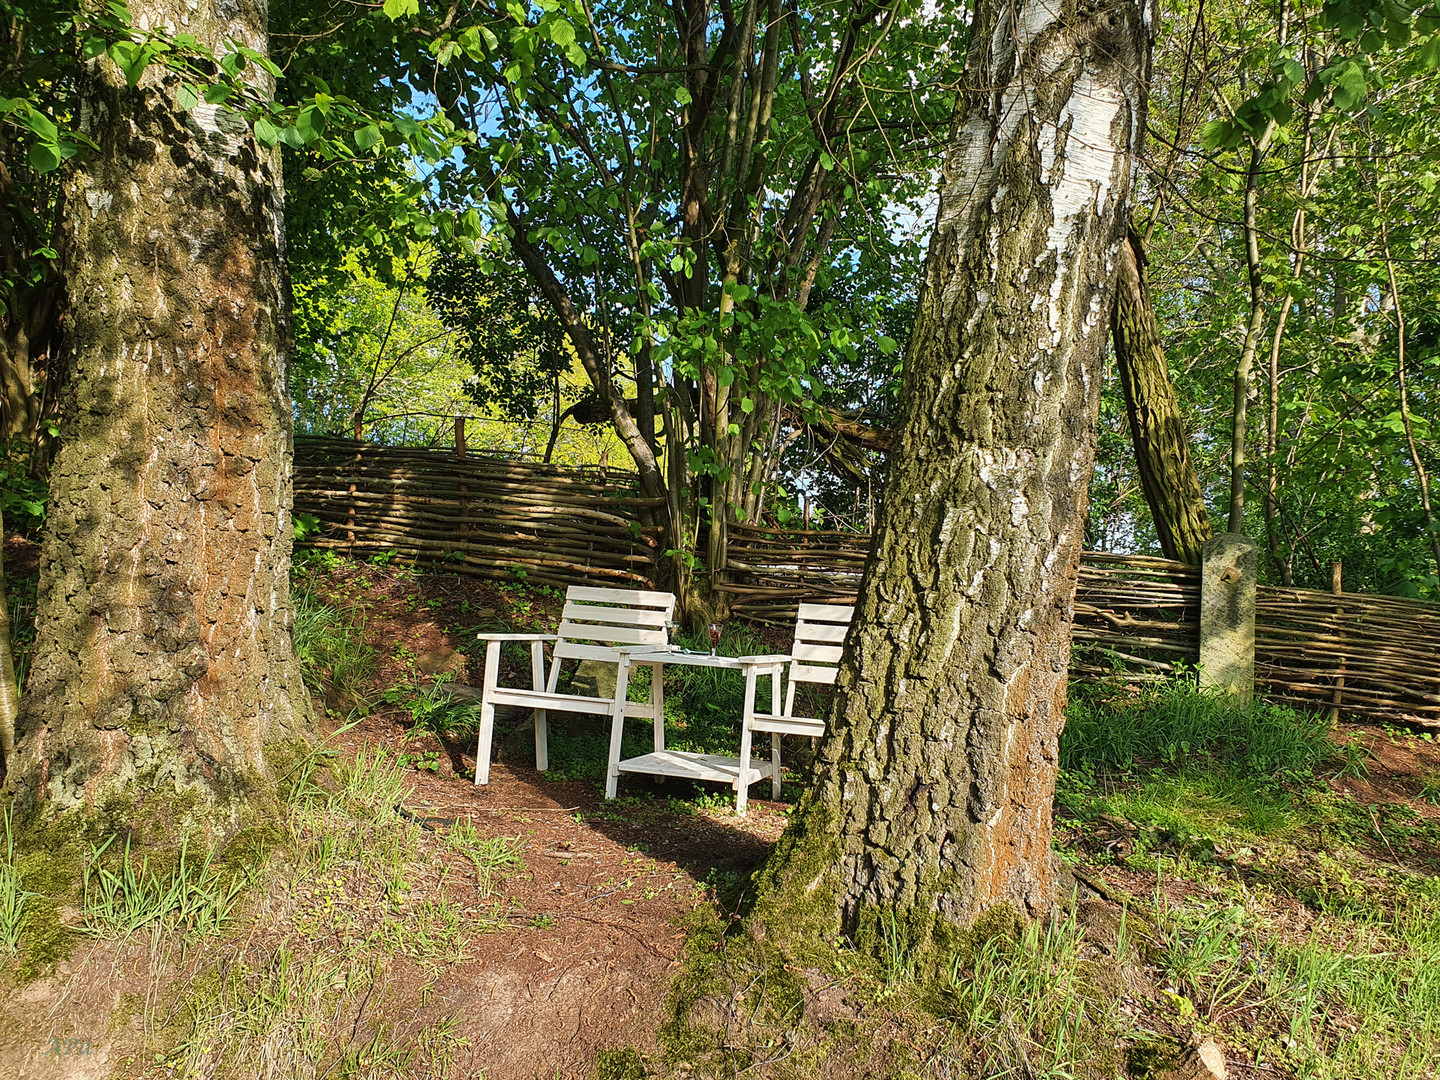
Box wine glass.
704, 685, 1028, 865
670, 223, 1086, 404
707, 622, 722, 656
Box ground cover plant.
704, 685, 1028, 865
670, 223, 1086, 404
2, 556, 1438, 1079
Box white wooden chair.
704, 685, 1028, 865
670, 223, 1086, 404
473, 586, 676, 785
736, 602, 854, 813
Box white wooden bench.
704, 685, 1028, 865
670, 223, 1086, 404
473, 586, 677, 785
736, 602, 854, 813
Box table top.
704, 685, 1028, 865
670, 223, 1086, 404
623, 647, 790, 670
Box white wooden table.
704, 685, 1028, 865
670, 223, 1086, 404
604, 648, 790, 809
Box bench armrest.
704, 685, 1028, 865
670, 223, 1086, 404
475, 633, 561, 642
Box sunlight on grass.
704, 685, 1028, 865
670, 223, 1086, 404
1059, 679, 1440, 1079
937, 914, 1112, 1079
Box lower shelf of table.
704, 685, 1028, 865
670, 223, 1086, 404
614, 749, 777, 788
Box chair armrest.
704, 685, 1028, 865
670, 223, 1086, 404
475, 633, 560, 642
735, 654, 791, 667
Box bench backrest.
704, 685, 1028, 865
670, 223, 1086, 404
784, 602, 854, 716
553, 586, 677, 665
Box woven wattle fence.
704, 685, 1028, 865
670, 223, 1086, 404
290, 438, 664, 589
718, 523, 1440, 729
290, 445, 1440, 728
1254, 585, 1440, 729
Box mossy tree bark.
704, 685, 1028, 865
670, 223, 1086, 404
755, 0, 1154, 946
0, 506, 16, 779
1112, 230, 1212, 564
2, 0, 311, 825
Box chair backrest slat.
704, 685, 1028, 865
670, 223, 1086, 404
797, 602, 855, 622
559, 602, 670, 628
788, 603, 854, 689
567, 586, 676, 609
552, 586, 676, 658
792, 641, 844, 664
791, 661, 841, 686
555, 621, 668, 647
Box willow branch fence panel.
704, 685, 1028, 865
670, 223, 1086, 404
291, 438, 664, 589
720, 522, 1440, 729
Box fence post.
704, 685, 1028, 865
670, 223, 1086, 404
455, 417, 469, 541
1330, 560, 1345, 723
1198, 532, 1257, 702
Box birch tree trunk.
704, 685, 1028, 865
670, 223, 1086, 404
755, 0, 1154, 946
3, 0, 312, 826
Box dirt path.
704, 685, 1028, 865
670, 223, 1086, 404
356, 750, 788, 1079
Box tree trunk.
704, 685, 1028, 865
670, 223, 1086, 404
0, 505, 16, 779
1112, 231, 1212, 564
755, 0, 1153, 946
0, 277, 64, 446
1226, 123, 1276, 534
3, 0, 312, 827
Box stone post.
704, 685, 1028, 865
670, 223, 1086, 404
1199, 533, 1257, 701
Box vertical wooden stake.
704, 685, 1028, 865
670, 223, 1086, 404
347, 440, 360, 555
456, 416, 469, 541
1330, 559, 1345, 724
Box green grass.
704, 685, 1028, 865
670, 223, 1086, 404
937, 913, 1118, 1079
444, 820, 523, 896
1062, 679, 1337, 778
292, 588, 377, 713
148, 741, 521, 1076
81, 834, 249, 940
0, 805, 31, 955
1057, 680, 1348, 851
334, 744, 412, 821
1051, 678, 1440, 1079
384, 674, 482, 742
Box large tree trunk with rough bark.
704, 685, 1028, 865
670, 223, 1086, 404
2, 0, 311, 827
1112, 231, 1212, 564
753, 0, 1153, 950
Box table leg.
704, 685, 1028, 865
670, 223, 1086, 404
604, 653, 633, 801
736, 665, 759, 815
651, 663, 666, 752
531, 640, 548, 772
770, 665, 783, 799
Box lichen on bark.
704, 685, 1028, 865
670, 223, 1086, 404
753, 0, 1155, 958
2, 0, 312, 830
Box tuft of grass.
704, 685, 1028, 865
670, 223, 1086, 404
1146, 881, 1440, 1078
1418, 770, 1440, 805
81, 834, 249, 940
938, 913, 1112, 1079
334, 744, 412, 822
385, 675, 482, 741
445, 819, 523, 897
292, 588, 376, 712
1, 804, 34, 955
